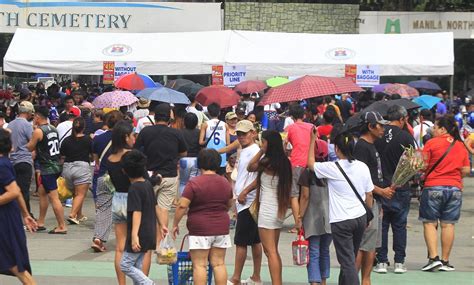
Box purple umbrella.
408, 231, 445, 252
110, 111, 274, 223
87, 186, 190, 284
92, 90, 138, 108
372, 83, 392, 93
407, 80, 441, 91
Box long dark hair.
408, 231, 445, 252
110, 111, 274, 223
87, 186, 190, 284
110, 121, 133, 154
71, 116, 85, 139
333, 132, 356, 162
435, 115, 463, 142
259, 130, 292, 219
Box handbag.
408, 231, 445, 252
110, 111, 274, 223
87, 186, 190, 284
249, 197, 260, 223
57, 176, 73, 201
292, 229, 309, 266
420, 140, 456, 189
335, 161, 374, 226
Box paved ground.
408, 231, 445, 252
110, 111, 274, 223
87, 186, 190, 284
1, 178, 474, 284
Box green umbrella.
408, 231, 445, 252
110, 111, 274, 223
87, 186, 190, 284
266, 76, 290, 88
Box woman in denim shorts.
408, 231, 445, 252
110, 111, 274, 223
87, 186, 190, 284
420, 115, 470, 272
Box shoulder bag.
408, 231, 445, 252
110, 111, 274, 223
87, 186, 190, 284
335, 161, 374, 226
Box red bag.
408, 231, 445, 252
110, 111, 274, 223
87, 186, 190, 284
292, 229, 309, 266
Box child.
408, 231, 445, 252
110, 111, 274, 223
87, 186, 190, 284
120, 150, 157, 285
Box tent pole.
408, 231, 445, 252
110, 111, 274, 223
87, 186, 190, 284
449, 75, 454, 110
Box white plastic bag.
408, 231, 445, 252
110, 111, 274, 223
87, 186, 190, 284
156, 234, 177, 265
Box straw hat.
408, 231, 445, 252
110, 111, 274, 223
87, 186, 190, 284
138, 98, 150, 108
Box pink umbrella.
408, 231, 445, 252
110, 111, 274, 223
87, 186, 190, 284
234, 80, 268, 94
92, 90, 138, 108
384, 84, 419, 98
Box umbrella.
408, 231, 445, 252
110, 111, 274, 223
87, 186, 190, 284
386, 98, 421, 111
165, 79, 194, 90
92, 90, 138, 108
384, 84, 419, 98
266, 77, 290, 88
136, 87, 190, 105
259, 75, 363, 106
177, 83, 205, 97
195, 85, 241, 108
234, 80, 268, 94
413, 95, 442, 110
114, 73, 157, 91
372, 83, 392, 93
408, 80, 441, 91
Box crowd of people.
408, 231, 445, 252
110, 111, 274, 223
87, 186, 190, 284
0, 80, 471, 285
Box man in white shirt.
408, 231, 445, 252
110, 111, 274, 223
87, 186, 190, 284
57, 106, 81, 146
413, 109, 434, 148
135, 101, 158, 134
228, 120, 263, 285
186, 93, 208, 129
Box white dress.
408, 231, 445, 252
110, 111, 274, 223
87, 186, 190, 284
258, 172, 284, 229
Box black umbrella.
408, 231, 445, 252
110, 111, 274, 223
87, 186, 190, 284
165, 79, 194, 90
177, 83, 205, 97
385, 98, 420, 112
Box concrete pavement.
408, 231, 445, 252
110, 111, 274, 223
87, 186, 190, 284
1, 178, 473, 284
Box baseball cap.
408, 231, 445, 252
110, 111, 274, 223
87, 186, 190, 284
19, 101, 35, 115
68, 106, 81, 117
236, 120, 255, 133
154, 103, 171, 117
225, 112, 238, 121
362, 111, 389, 125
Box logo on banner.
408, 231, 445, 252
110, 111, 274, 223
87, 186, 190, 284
325, 48, 355, 60
103, 44, 132, 56
385, 19, 401, 34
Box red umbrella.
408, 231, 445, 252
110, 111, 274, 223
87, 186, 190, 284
384, 84, 419, 98
234, 80, 268, 94
258, 75, 363, 106
196, 85, 241, 108
114, 73, 158, 91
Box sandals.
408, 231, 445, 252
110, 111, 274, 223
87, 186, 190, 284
48, 227, 67, 234
91, 238, 106, 253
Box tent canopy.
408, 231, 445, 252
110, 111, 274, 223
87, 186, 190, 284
4, 28, 454, 77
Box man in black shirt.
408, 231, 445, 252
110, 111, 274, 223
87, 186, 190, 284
353, 111, 395, 282
135, 103, 187, 242
374, 105, 416, 274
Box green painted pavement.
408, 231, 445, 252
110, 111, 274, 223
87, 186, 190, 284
29, 260, 474, 284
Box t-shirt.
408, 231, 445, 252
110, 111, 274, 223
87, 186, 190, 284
374, 125, 416, 188
413, 121, 434, 147
135, 115, 155, 134
135, 125, 187, 177
8, 117, 33, 166
354, 138, 384, 188
313, 159, 373, 223
125, 180, 157, 253
0, 156, 19, 213
182, 174, 233, 236
287, 121, 313, 168
436, 102, 447, 115
317, 125, 333, 139
56, 120, 73, 146
423, 134, 469, 189
283, 117, 294, 131
234, 143, 260, 213
105, 160, 131, 193
181, 128, 201, 157
186, 106, 208, 129
93, 130, 113, 176
60, 135, 93, 163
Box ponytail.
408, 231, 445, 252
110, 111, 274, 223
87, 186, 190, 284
436, 115, 462, 142
333, 132, 356, 162
72, 116, 85, 139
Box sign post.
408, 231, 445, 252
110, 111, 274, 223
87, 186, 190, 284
113, 61, 137, 81
223, 65, 246, 87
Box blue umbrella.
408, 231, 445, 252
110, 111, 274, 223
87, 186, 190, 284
408, 80, 441, 91
412, 95, 441, 110
136, 87, 190, 105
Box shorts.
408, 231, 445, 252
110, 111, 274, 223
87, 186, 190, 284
154, 176, 179, 210
419, 186, 462, 224
359, 200, 382, 251
112, 192, 128, 224
41, 173, 60, 193
291, 167, 304, 198
189, 235, 232, 250
62, 161, 92, 190
234, 209, 261, 246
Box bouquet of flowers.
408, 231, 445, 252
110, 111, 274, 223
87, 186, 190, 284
392, 145, 425, 187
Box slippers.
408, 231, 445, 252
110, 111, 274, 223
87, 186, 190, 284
36, 226, 47, 232
48, 227, 67, 235
91, 238, 106, 252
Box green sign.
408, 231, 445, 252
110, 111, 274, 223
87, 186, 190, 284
385, 19, 401, 34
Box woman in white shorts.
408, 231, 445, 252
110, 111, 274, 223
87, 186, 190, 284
60, 116, 93, 225
172, 149, 233, 285
244, 130, 293, 285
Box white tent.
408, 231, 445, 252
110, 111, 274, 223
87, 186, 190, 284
4, 28, 454, 77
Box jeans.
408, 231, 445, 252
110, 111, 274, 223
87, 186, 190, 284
419, 186, 462, 223
14, 162, 33, 215
377, 190, 411, 264
307, 234, 332, 283
178, 157, 199, 196
331, 215, 366, 285
120, 251, 154, 285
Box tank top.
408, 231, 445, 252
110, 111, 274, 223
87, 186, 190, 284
205, 118, 227, 167
37, 124, 61, 175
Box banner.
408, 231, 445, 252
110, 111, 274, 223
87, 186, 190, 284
344, 65, 357, 83
356, 65, 380, 87
103, 61, 114, 84
114, 61, 137, 81
223, 65, 246, 87
212, 65, 224, 86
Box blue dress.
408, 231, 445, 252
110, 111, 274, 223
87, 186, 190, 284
0, 156, 31, 276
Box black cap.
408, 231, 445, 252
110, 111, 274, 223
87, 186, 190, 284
362, 111, 389, 125
154, 103, 171, 117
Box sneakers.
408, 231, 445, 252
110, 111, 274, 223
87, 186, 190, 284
373, 262, 388, 274
394, 263, 407, 274
421, 256, 443, 272
65, 198, 73, 208
241, 277, 262, 285
439, 260, 455, 272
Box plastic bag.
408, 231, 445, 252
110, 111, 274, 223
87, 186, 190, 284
57, 176, 73, 202
156, 234, 177, 265
292, 229, 309, 266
